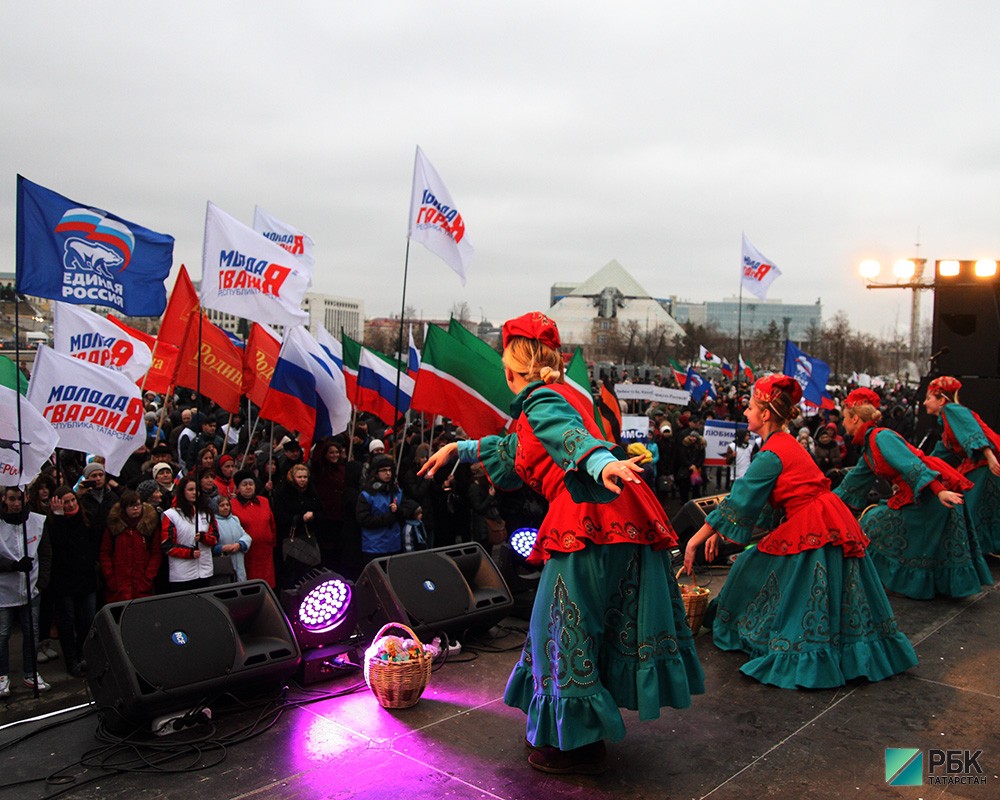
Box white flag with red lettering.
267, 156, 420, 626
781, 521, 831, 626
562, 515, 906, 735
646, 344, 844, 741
53, 302, 153, 382
26, 346, 146, 476
201, 202, 310, 327
253, 206, 315, 275
0, 384, 59, 488
408, 146, 474, 286
741, 233, 782, 300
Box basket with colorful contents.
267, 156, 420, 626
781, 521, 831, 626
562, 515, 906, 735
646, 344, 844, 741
364, 623, 435, 709
676, 567, 711, 633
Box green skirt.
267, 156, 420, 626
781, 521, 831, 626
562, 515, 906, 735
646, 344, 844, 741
711, 544, 918, 689
965, 465, 1000, 554
862, 499, 992, 599
504, 544, 704, 750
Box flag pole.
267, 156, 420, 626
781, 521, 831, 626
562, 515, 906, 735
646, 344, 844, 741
391, 238, 412, 430
220, 412, 233, 456
736, 276, 744, 377
12, 270, 40, 699
239, 414, 261, 470
346, 406, 357, 462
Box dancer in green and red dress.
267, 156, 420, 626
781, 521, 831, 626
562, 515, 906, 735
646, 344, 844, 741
684, 375, 918, 689
834, 388, 991, 599
924, 375, 1000, 556
421, 312, 703, 776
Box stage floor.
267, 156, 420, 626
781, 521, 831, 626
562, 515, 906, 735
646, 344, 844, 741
1, 560, 998, 800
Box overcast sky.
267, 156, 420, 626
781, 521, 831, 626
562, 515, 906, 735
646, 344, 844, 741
3, 2, 998, 342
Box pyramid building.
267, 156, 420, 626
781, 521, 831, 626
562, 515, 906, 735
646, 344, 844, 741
547, 260, 684, 351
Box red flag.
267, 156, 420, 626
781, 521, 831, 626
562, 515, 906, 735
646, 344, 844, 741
159, 265, 199, 344
174, 314, 244, 413
106, 315, 179, 395
141, 265, 200, 394
242, 323, 281, 408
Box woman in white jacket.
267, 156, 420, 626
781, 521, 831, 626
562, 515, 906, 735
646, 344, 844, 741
160, 475, 219, 591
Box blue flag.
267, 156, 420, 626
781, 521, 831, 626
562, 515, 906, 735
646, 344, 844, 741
783, 340, 834, 408
685, 365, 715, 403
16, 175, 174, 316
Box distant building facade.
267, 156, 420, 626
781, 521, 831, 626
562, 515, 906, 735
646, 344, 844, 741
200, 288, 364, 341
673, 296, 822, 340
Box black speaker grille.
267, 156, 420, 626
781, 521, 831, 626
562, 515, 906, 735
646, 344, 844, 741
385, 552, 473, 624
119, 594, 238, 690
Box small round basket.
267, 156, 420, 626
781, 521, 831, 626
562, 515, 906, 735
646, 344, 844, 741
364, 622, 433, 709
676, 567, 711, 634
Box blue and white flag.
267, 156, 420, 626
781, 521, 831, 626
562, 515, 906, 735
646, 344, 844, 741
16, 176, 174, 316
316, 326, 344, 371
783, 341, 834, 409
685, 365, 716, 403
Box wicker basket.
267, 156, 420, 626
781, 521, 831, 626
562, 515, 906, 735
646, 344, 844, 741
676, 567, 711, 634
364, 623, 433, 709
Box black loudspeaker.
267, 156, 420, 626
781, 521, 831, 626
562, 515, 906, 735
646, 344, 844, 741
490, 542, 541, 620
670, 494, 736, 566
84, 580, 301, 730
931, 278, 1000, 378
354, 542, 513, 638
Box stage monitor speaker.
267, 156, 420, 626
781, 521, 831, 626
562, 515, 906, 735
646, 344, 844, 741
354, 542, 513, 639
84, 580, 301, 730
670, 494, 741, 566
490, 542, 541, 620
931, 280, 1000, 378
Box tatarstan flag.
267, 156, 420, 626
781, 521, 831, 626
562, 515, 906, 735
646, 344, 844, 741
411, 325, 512, 439
669, 358, 687, 387
448, 317, 502, 368
341, 332, 361, 403
565, 348, 610, 438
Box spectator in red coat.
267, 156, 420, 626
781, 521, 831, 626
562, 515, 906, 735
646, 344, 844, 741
100, 490, 162, 605
213, 454, 237, 500
231, 470, 277, 588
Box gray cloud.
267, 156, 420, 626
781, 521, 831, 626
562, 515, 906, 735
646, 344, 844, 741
3, 1, 998, 342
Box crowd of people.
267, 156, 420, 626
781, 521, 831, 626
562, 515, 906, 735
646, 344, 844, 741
0, 384, 553, 697
1, 322, 997, 779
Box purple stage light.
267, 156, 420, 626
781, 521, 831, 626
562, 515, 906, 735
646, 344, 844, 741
282, 568, 358, 651
298, 578, 352, 633
509, 527, 538, 560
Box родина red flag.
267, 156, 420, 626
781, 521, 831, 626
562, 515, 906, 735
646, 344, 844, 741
242, 322, 281, 408
174, 313, 243, 413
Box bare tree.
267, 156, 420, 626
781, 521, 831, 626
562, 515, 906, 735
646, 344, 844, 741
450, 302, 472, 323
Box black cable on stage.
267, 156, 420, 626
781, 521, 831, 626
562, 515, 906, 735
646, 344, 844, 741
0, 630, 525, 800
0, 705, 97, 753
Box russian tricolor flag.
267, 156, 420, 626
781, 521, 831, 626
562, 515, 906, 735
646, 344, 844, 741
357, 345, 414, 425
407, 325, 420, 380
259, 326, 351, 454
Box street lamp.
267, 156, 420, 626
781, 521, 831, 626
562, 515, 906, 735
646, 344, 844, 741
858, 258, 934, 370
